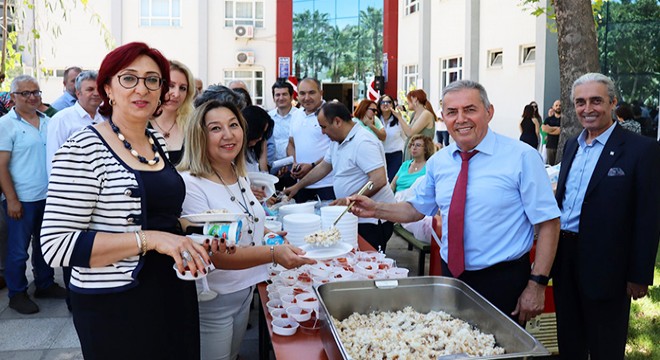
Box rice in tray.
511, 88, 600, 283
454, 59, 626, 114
331, 306, 504, 359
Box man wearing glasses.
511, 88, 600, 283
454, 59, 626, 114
0, 75, 66, 314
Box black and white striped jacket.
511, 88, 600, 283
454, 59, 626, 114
40, 126, 169, 294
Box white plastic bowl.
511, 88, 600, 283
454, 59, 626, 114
387, 267, 410, 279
272, 318, 299, 336
294, 293, 319, 311
172, 264, 209, 281
280, 294, 296, 308
356, 261, 379, 275
286, 305, 312, 322
270, 308, 290, 321
266, 299, 284, 315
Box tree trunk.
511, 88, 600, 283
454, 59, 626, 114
553, 0, 600, 160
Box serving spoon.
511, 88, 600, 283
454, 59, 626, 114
332, 180, 374, 227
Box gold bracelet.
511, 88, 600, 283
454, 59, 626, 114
138, 230, 148, 256
270, 245, 277, 267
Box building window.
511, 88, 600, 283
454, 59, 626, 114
404, 0, 419, 16
140, 0, 181, 27
225, 0, 264, 28
488, 50, 503, 68
403, 65, 418, 93
520, 45, 536, 65
440, 57, 463, 91
224, 69, 264, 105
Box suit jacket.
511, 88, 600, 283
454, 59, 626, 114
554, 124, 660, 300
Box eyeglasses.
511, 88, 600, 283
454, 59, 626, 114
117, 74, 163, 91
381, 100, 392, 105
410, 143, 424, 148
12, 90, 42, 98
368, 108, 378, 112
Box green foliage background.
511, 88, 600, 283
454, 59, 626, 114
596, 0, 660, 106
292, 7, 383, 87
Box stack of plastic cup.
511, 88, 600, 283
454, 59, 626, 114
320, 206, 358, 249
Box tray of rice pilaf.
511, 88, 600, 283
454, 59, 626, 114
315, 276, 549, 360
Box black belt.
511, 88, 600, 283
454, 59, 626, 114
560, 230, 579, 240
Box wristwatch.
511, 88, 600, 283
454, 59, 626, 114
529, 274, 550, 286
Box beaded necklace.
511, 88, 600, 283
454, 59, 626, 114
212, 164, 259, 245
109, 117, 160, 166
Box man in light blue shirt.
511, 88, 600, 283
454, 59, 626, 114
50, 66, 81, 111
349, 80, 560, 324
0, 75, 66, 315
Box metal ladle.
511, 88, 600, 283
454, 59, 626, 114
332, 181, 374, 227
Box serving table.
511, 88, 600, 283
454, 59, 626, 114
257, 236, 374, 360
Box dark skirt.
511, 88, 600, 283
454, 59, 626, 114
71, 252, 200, 360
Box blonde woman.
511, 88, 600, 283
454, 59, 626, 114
178, 99, 314, 360
149, 60, 195, 164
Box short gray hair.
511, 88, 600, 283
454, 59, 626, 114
571, 73, 617, 102
75, 70, 98, 91
441, 80, 491, 110
194, 84, 246, 110
10, 75, 38, 93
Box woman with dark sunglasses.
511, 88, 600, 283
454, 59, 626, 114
378, 94, 406, 181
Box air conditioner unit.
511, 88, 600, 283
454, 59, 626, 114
234, 25, 254, 39
236, 51, 255, 65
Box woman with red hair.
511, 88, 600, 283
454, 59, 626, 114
40, 42, 213, 359
398, 89, 436, 160
353, 99, 386, 141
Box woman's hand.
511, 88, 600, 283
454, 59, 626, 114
273, 244, 317, 268
251, 185, 267, 200
148, 231, 211, 277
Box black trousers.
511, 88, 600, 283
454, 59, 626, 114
358, 220, 394, 252
293, 186, 335, 203
441, 253, 530, 320
553, 235, 630, 360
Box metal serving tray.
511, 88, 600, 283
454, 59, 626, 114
315, 276, 549, 360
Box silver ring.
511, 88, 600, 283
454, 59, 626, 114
181, 250, 193, 263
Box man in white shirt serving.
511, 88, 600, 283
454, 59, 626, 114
286, 102, 395, 250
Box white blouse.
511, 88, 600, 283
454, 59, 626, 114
180, 171, 268, 295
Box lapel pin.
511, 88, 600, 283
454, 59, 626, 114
610, 151, 614, 156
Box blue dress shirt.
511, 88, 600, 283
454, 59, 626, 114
51, 92, 77, 111
560, 121, 617, 232
0, 109, 49, 201
409, 129, 560, 270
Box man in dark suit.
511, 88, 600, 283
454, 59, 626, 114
553, 73, 660, 360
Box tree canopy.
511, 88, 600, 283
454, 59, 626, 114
597, 0, 660, 105
292, 7, 383, 87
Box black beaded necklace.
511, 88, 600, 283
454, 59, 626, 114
212, 164, 259, 245
109, 117, 160, 166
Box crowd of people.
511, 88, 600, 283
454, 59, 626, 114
0, 41, 658, 360
518, 96, 659, 166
